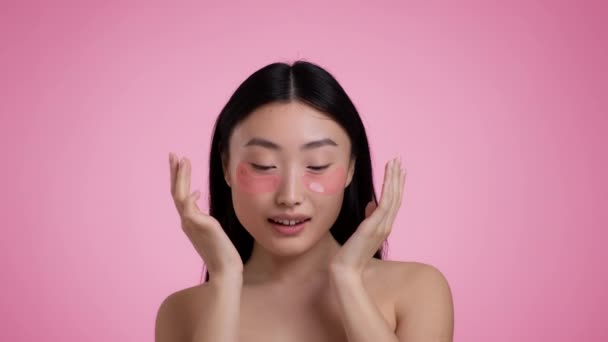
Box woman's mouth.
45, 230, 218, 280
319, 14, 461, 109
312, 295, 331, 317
267, 218, 311, 235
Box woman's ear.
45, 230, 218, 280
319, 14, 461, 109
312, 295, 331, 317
221, 153, 231, 187
345, 157, 356, 188
225, 173, 231, 187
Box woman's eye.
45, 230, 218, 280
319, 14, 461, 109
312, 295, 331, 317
308, 164, 330, 171
250, 163, 330, 171
250, 163, 274, 171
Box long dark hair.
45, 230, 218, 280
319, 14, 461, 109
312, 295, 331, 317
202, 60, 386, 283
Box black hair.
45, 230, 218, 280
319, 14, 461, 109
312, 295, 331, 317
202, 60, 386, 283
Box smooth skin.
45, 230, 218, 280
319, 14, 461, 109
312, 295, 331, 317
331, 157, 405, 273
157, 147, 453, 340
168, 154, 243, 278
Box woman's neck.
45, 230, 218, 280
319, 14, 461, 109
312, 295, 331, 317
243, 232, 341, 285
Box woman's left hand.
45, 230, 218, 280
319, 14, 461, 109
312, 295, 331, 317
330, 157, 406, 276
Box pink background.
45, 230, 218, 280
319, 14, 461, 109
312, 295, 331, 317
1, 1, 606, 340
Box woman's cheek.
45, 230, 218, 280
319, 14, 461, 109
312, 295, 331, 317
235, 162, 281, 194
302, 166, 346, 196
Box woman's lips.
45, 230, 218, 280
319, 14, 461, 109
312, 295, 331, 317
268, 218, 311, 236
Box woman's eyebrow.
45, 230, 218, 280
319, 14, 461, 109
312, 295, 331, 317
243, 137, 338, 151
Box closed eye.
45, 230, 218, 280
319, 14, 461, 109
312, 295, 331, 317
250, 163, 330, 171
250, 163, 274, 171
308, 165, 330, 171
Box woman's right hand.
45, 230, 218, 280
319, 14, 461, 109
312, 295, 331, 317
169, 152, 243, 279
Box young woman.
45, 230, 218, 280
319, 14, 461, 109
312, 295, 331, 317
156, 61, 454, 342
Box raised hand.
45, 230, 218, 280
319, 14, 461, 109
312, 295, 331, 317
330, 157, 406, 274
169, 153, 243, 278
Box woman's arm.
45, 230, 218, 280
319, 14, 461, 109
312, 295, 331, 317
155, 274, 243, 342
330, 264, 454, 342
192, 274, 243, 342
330, 268, 400, 342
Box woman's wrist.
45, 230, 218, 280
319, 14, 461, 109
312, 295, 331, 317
329, 264, 364, 286
208, 271, 243, 290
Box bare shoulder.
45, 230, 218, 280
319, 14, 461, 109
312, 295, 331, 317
378, 259, 450, 289
366, 259, 444, 290
155, 283, 209, 342
369, 259, 454, 341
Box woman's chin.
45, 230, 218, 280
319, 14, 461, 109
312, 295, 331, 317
265, 238, 311, 257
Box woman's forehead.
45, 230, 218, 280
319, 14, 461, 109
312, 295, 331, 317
231, 102, 350, 149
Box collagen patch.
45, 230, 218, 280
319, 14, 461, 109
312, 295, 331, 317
235, 162, 281, 194
303, 166, 346, 195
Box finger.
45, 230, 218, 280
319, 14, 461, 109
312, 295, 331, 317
383, 159, 399, 230
360, 198, 386, 232
169, 153, 177, 196
176, 158, 190, 201
378, 159, 394, 212
191, 190, 202, 211
387, 160, 403, 225
378, 160, 390, 200
364, 160, 394, 229
183, 191, 203, 229
184, 158, 192, 195
380, 158, 401, 230
384, 158, 397, 211
185, 190, 201, 213
391, 158, 401, 211
398, 164, 406, 206
185, 190, 219, 230
388, 160, 407, 228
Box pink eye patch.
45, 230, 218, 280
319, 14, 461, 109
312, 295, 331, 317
235, 162, 347, 196
302, 165, 345, 195
235, 162, 281, 194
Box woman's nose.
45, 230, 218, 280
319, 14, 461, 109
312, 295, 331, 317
275, 169, 304, 207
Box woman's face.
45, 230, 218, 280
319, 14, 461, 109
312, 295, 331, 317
224, 101, 355, 257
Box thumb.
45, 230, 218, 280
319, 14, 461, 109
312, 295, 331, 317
365, 201, 377, 218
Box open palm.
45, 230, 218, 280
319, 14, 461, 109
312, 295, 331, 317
330, 157, 406, 274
